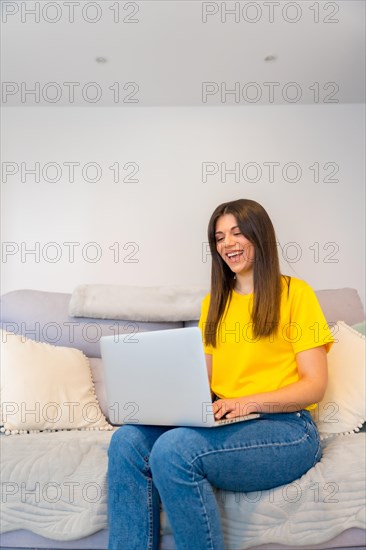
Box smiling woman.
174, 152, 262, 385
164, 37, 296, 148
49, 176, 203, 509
107, 198, 335, 550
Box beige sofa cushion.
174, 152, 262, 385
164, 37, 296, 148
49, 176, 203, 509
0, 330, 112, 435
314, 321, 366, 438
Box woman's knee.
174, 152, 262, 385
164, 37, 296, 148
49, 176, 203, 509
108, 425, 147, 459
149, 427, 198, 479
109, 424, 172, 461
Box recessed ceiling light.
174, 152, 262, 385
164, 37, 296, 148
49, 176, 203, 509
96, 57, 108, 63
264, 55, 277, 62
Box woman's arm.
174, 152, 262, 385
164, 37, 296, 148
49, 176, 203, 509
205, 353, 213, 384
213, 345, 328, 419
205, 353, 216, 401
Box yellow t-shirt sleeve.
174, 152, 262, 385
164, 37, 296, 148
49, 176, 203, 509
288, 281, 335, 355
198, 293, 213, 355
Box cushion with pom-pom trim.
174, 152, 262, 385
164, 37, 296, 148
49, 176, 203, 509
312, 321, 365, 438
0, 330, 112, 434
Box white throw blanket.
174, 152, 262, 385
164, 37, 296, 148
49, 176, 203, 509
69, 284, 209, 322
1, 431, 365, 548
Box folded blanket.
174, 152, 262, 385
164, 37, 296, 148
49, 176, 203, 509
1, 431, 365, 545
69, 284, 209, 322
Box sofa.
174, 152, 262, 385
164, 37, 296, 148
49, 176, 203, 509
0, 286, 365, 550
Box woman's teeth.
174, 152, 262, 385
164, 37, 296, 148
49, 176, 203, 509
227, 251, 243, 262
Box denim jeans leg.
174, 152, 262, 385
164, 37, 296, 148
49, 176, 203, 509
107, 424, 171, 550
149, 411, 321, 550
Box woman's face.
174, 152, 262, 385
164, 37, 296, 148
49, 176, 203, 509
215, 213, 255, 275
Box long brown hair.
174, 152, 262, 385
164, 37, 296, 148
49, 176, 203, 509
205, 199, 286, 347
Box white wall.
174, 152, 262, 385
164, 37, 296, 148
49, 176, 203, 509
1, 104, 365, 307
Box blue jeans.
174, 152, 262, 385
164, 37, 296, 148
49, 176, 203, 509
107, 410, 321, 550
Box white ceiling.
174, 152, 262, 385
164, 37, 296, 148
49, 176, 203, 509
1, 0, 365, 106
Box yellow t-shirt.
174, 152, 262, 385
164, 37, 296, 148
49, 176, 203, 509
198, 277, 334, 409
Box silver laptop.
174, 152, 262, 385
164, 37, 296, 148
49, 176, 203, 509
100, 327, 259, 428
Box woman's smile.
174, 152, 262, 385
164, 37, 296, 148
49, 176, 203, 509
215, 213, 255, 275
226, 250, 244, 263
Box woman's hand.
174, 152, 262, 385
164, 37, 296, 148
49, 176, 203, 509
212, 398, 257, 419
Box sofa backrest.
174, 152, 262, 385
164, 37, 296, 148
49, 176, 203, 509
315, 288, 364, 326
0, 289, 184, 358
0, 287, 364, 358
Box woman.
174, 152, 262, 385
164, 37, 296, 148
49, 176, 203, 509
108, 198, 334, 550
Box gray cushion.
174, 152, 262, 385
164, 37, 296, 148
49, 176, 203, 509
315, 288, 365, 325
1, 287, 364, 357
0, 290, 183, 357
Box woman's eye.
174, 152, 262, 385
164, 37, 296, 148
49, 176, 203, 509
216, 237, 224, 243
233, 233, 241, 236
